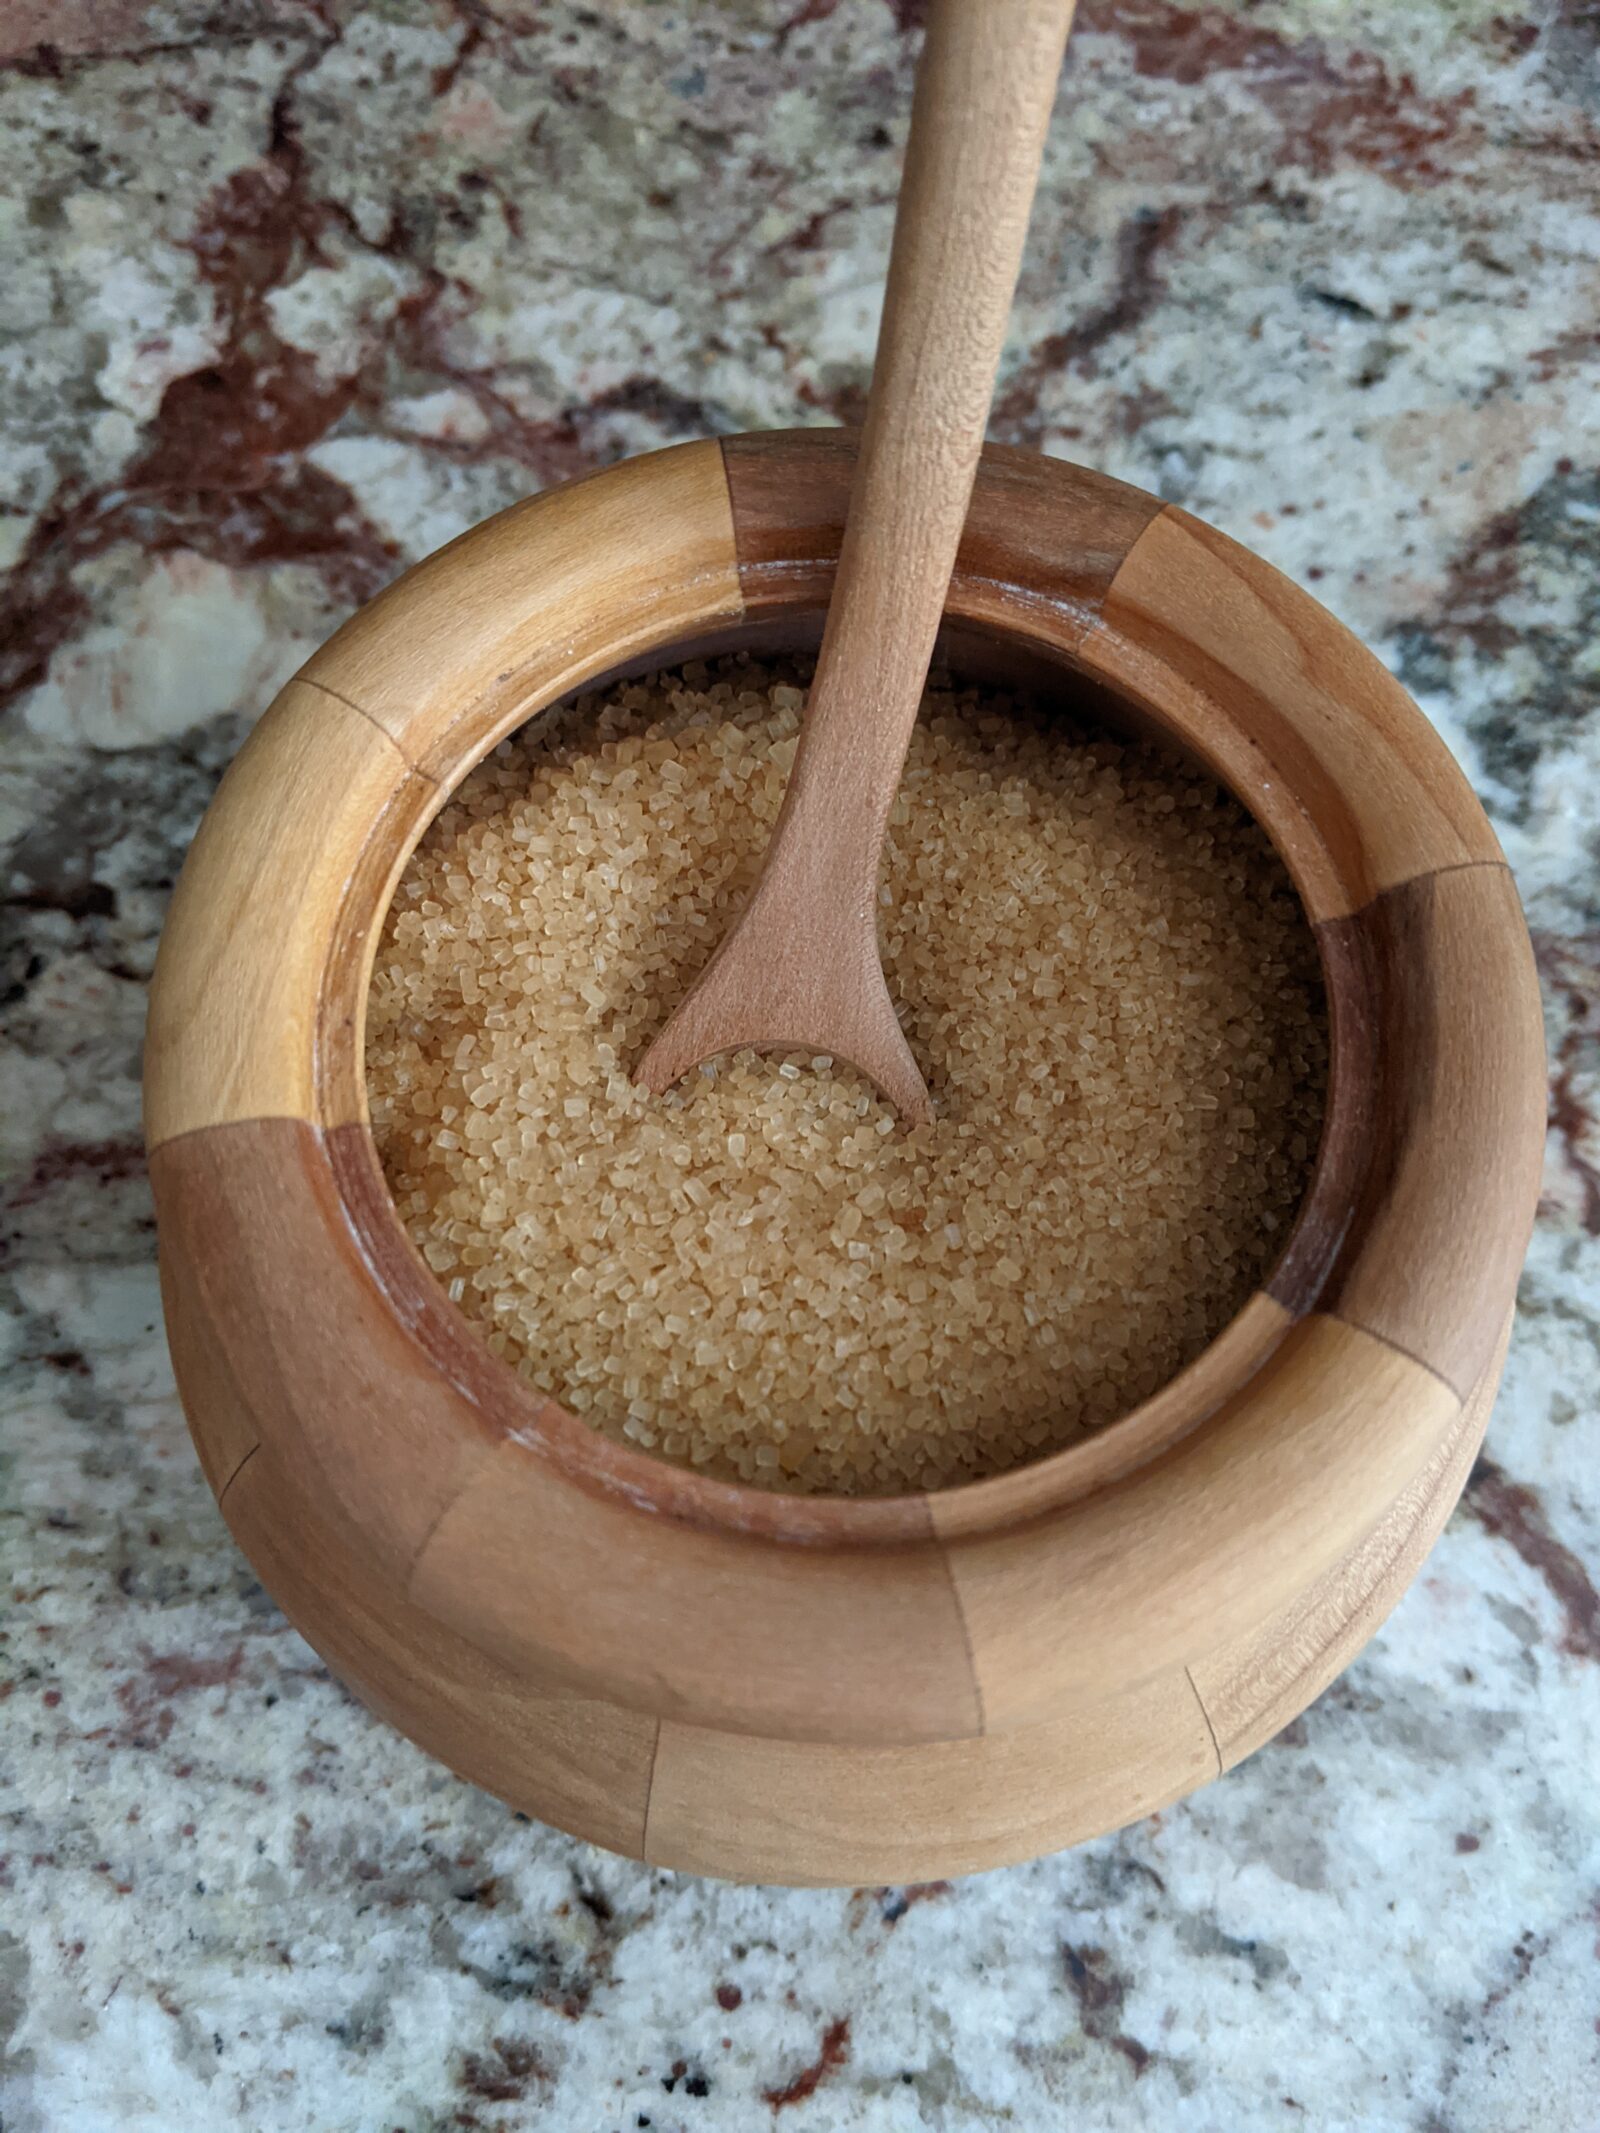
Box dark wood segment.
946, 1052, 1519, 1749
721, 430, 1165, 637
1264, 907, 1377, 1321
1271, 865, 1545, 1396
718, 429, 852, 609
222, 1440, 658, 1860
150, 1121, 501, 1571
156, 1226, 260, 1505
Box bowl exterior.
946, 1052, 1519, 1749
144, 434, 1545, 1882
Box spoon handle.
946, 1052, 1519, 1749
637, 0, 1075, 1118
777, 0, 1078, 912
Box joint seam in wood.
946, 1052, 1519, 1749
1186, 1665, 1224, 1780
937, 1539, 988, 1738
1330, 1311, 1469, 1406
640, 1716, 664, 1863
216, 1438, 261, 1511
293, 673, 434, 781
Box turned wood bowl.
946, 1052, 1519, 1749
144, 432, 1545, 1886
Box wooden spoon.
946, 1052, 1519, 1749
637, 0, 1078, 1124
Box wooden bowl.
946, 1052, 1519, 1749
144, 432, 1545, 1886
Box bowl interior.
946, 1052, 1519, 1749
326, 587, 1343, 1541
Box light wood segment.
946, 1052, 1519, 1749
144, 681, 430, 1148
409, 1440, 981, 1748
938, 1315, 1459, 1729
926, 1289, 1290, 1539
1097, 507, 1506, 923
151, 1120, 495, 1568
298, 439, 743, 788
223, 1441, 657, 1860
1191, 1310, 1509, 1767
645, 1659, 1215, 1887
1281, 868, 1543, 1397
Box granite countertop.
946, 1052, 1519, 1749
2, 3, 1598, 2127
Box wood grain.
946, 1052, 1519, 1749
1190, 1309, 1510, 1766
143, 680, 432, 1149
938, 1314, 1459, 1729
151, 1120, 495, 1566
223, 1438, 659, 1861
408, 1438, 981, 1748
146, 445, 744, 1149
299, 439, 742, 790
1279, 868, 1544, 1397
192, 1325, 1505, 1887
1096, 506, 1508, 923
156, 1217, 260, 1505
644, 1661, 1216, 1887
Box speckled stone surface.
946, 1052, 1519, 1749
3, 4, 1599, 2128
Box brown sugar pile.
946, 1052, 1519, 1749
365, 657, 1328, 1497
